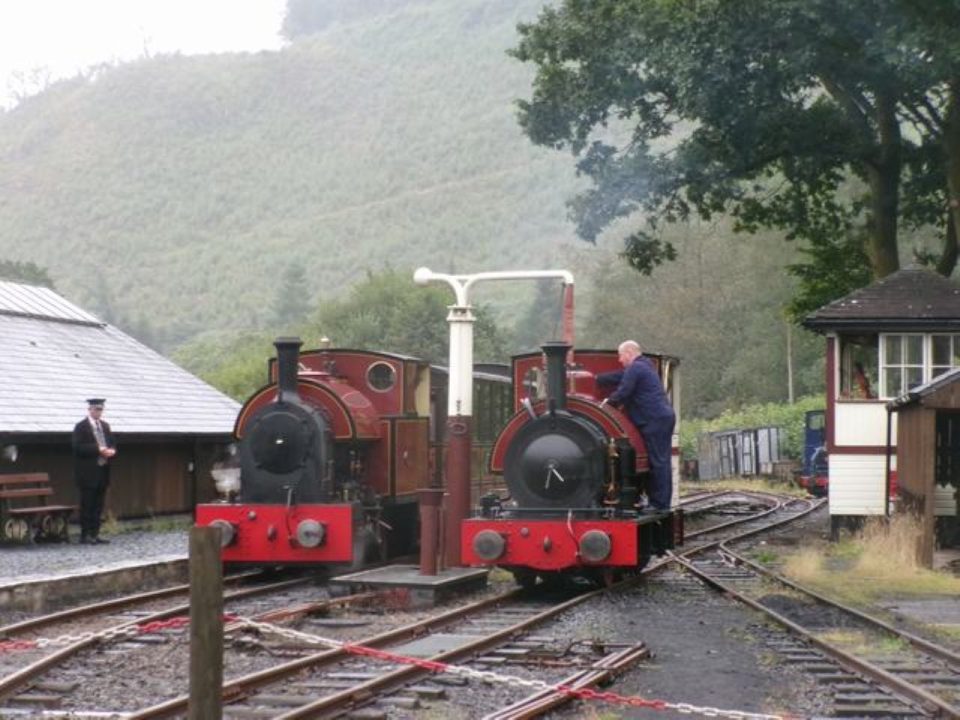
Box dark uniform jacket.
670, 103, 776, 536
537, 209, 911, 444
597, 356, 675, 428
72, 417, 116, 488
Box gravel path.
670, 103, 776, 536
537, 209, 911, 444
0, 526, 187, 586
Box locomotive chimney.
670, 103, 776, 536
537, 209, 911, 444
275, 337, 303, 404
542, 341, 571, 411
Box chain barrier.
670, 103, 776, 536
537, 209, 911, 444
0, 613, 239, 653
2, 611, 801, 719
230, 616, 800, 720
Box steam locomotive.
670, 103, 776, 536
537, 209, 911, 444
461, 341, 683, 587
194, 337, 510, 566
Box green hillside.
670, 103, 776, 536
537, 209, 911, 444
0, 0, 584, 348
0, 0, 826, 416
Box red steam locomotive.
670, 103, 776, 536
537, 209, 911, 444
461, 341, 683, 587
195, 337, 510, 566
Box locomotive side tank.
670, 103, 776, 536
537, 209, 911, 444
462, 341, 683, 585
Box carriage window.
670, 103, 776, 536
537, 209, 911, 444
366, 362, 396, 392
838, 335, 878, 400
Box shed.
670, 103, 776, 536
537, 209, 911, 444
887, 368, 960, 566
802, 266, 960, 537
0, 281, 240, 519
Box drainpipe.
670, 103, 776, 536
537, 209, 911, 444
414, 267, 574, 568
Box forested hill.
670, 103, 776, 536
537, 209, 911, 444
0, 0, 584, 351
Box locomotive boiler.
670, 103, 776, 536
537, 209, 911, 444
196, 337, 510, 567
461, 341, 683, 586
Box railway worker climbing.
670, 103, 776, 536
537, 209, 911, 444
597, 340, 676, 512
72, 398, 117, 544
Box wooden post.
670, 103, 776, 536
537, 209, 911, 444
189, 526, 223, 720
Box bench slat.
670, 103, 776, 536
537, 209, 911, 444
8, 505, 76, 515
0, 474, 51, 487
0, 488, 53, 500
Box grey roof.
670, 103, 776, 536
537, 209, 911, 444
887, 366, 960, 410
803, 267, 960, 332
0, 281, 239, 435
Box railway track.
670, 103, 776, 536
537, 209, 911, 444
0, 574, 334, 713
7, 492, 947, 719
672, 543, 960, 717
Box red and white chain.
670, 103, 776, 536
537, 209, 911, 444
231, 615, 799, 720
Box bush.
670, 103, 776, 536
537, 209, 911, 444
681, 395, 824, 461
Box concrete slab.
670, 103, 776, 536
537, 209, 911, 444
390, 632, 484, 658
0, 558, 188, 613
330, 564, 488, 608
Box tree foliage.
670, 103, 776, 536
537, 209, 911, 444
0, 259, 54, 288
313, 269, 508, 363
512, 0, 960, 315
175, 269, 510, 401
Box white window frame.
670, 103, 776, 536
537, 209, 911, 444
878, 333, 960, 399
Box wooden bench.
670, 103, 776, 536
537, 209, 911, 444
0, 473, 76, 543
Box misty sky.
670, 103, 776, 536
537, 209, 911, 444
0, 0, 286, 106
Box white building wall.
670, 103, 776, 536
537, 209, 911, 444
828, 454, 889, 515
833, 403, 895, 446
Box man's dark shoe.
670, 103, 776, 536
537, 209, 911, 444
92, 537, 110, 544
638, 506, 666, 516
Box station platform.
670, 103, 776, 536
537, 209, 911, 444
0, 522, 189, 613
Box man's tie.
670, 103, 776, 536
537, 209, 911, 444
93, 420, 107, 465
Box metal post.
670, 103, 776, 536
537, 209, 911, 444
414, 268, 574, 567
189, 526, 223, 720
418, 487, 444, 575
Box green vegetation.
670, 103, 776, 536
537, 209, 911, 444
512, 1, 960, 316
681, 396, 824, 460
0, 0, 832, 417
173, 269, 509, 400
784, 515, 960, 603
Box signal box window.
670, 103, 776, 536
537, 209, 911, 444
881, 334, 923, 398
931, 334, 960, 379
838, 335, 878, 400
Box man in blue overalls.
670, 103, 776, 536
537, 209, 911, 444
598, 341, 676, 512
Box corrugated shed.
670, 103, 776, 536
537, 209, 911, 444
0, 282, 239, 434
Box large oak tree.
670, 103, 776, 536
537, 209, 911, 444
512, 0, 960, 314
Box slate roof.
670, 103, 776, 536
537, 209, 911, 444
803, 267, 960, 332
0, 281, 240, 435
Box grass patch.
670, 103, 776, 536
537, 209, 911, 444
783, 515, 960, 603
681, 478, 808, 497
816, 629, 907, 655
751, 548, 780, 565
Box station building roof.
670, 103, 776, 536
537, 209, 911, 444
802, 266, 960, 333
0, 280, 239, 436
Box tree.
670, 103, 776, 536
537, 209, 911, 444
272, 263, 311, 329
0, 259, 55, 288
511, 1, 960, 315
313, 269, 508, 364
